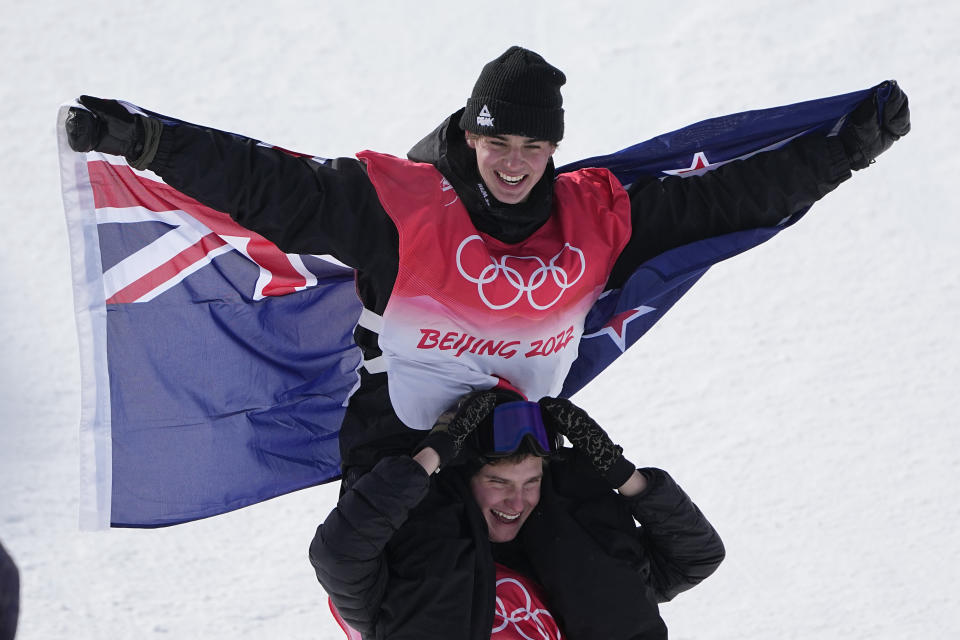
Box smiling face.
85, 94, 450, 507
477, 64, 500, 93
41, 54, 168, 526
466, 133, 556, 204
469, 455, 544, 543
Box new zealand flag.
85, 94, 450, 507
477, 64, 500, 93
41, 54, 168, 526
58, 82, 890, 528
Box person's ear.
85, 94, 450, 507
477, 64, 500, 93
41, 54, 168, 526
465, 132, 477, 149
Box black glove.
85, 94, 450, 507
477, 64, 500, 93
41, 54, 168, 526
839, 81, 910, 170
538, 397, 636, 488
65, 95, 154, 168
415, 391, 503, 468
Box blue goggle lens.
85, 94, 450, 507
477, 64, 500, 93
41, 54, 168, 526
485, 401, 552, 457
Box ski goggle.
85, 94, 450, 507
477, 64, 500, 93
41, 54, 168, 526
478, 400, 554, 458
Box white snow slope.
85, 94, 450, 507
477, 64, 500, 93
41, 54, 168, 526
1, 1, 958, 638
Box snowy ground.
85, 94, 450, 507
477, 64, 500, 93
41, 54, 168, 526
2, 1, 959, 638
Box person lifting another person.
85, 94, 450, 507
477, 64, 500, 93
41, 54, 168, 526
309, 390, 725, 639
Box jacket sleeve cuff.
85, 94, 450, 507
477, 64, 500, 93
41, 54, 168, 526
413, 432, 456, 468
824, 134, 854, 182
147, 122, 179, 175
603, 454, 638, 489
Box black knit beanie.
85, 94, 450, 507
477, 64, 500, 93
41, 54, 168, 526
460, 46, 566, 143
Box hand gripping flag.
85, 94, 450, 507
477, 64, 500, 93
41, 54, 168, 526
58, 82, 892, 528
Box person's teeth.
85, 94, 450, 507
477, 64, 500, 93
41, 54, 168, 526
493, 509, 519, 521
496, 171, 524, 184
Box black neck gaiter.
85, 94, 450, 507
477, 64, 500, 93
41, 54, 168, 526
439, 134, 555, 245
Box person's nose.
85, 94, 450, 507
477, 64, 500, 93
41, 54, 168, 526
503, 488, 524, 512
503, 147, 524, 169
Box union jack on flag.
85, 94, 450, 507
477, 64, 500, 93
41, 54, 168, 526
58, 84, 888, 528
60, 107, 361, 530
91, 155, 332, 304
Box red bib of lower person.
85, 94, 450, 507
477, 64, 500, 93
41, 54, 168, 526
492, 563, 563, 639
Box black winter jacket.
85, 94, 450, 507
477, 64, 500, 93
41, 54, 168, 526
309, 451, 725, 640
147, 112, 851, 473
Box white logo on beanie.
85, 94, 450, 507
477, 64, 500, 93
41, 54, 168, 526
477, 104, 495, 127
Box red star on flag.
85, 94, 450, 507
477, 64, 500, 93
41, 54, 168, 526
583, 305, 656, 352
662, 151, 716, 177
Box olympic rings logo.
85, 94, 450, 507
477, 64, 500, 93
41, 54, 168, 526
456, 235, 586, 311
492, 577, 561, 640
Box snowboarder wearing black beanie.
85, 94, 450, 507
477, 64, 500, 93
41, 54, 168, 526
64, 46, 910, 482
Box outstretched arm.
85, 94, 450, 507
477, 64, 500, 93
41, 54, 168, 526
146, 120, 388, 265
609, 132, 851, 289
65, 96, 396, 270
607, 82, 910, 290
